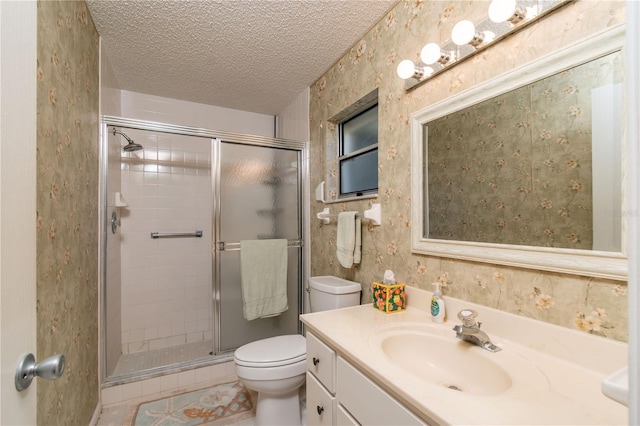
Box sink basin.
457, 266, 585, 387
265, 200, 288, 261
379, 331, 511, 395
370, 323, 549, 396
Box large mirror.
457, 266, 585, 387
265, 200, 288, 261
411, 26, 627, 280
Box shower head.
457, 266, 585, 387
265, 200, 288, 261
112, 128, 143, 152
122, 141, 144, 152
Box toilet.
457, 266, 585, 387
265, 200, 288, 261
233, 276, 361, 426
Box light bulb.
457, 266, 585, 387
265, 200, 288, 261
525, 5, 539, 20
488, 0, 525, 24
420, 43, 450, 65
451, 20, 484, 47
451, 20, 475, 45
483, 31, 496, 44
397, 60, 419, 80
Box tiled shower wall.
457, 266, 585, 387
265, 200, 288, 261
119, 130, 213, 354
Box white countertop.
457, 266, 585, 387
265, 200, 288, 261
300, 287, 628, 425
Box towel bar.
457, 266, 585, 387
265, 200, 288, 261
316, 203, 381, 226
151, 231, 203, 239
317, 211, 361, 220
217, 239, 303, 251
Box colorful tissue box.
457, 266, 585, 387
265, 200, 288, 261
372, 282, 405, 313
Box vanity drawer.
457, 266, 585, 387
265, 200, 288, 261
306, 372, 335, 426
337, 356, 425, 426
307, 332, 336, 392
337, 403, 359, 426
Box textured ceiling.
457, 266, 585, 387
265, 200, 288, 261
86, 0, 397, 116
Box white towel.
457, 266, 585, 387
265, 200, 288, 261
240, 239, 288, 321
354, 215, 362, 264
337, 212, 361, 268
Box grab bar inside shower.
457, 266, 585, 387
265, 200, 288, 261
151, 231, 203, 239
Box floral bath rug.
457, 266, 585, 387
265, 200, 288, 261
132, 380, 254, 425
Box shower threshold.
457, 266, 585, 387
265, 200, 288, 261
112, 340, 214, 377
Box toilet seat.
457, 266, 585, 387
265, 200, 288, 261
234, 334, 306, 368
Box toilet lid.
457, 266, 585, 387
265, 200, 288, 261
234, 335, 306, 367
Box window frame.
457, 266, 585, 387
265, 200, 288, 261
337, 103, 379, 198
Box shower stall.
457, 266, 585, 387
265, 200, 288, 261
100, 117, 305, 384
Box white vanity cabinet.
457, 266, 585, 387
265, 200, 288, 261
306, 331, 426, 426
306, 332, 337, 425
336, 357, 425, 426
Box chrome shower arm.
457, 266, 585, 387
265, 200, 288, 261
112, 128, 133, 144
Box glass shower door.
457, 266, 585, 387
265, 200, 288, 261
214, 140, 302, 353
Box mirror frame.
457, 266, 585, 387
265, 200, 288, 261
411, 25, 627, 281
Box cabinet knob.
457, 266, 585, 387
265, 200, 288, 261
313, 357, 320, 366
317, 405, 324, 415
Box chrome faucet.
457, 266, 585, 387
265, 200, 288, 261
452, 309, 502, 352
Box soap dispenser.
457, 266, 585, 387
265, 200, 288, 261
431, 283, 446, 323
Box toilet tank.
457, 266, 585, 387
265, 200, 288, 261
309, 276, 361, 313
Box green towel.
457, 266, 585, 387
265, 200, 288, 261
337, 212, 361, 268
240, 239, 289, 321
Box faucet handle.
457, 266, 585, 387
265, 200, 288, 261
457, 309, 478, 327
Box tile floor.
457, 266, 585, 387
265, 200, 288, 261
101, 360, 236, 409
100, 340, 307, 426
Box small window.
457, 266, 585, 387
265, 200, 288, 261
338, 104, 378, 197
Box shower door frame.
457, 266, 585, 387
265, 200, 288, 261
99, 116, 308, 385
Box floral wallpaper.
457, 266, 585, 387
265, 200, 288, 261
309, 0, 627, 341
427, 52, 621, 249
37, 1, 99, 423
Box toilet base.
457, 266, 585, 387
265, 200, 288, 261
255, 388, 301, 426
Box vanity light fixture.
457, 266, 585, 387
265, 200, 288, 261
396, 59, 433, 80
399, 0, 572, 91
420, 43, 452, 65
488, 0, 526, 24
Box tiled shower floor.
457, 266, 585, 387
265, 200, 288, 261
112, 340, 213, 376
